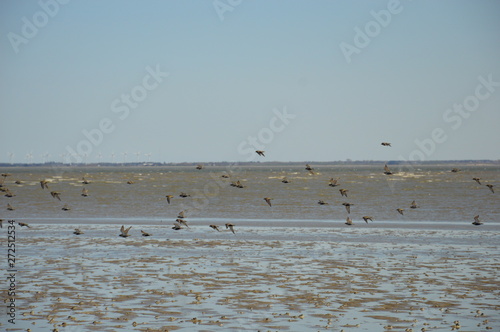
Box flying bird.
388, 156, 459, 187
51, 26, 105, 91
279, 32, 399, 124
486, 184, 494, 193
4, 188, 15, 197
196, 164, 204, 170
339, 189, 348, 197
119, 225, 132, 237
362, 216, 373, 223
472, 215, 483, 225
264, 197, 273, 207
328, 178, 340, 187
384, 164, 393, 175
318, 200, 328, 205
381, 142, 392, 147
172, 222, 183, 230
165, 195, 173, 204
176, 218, 189, 228
345, 217, 353, 225
178, 211, 185, 219
410, 200, 419, 209
473, 177, 482, 185
7, 203, 15, 211
255, 150, 265, 157
397, 208, 405, 215
82, 177, 90, 184
18, 222, 30, 228
141, 230, 152, 236
281, 177, 290, 183
210, 225, 220, 232
225, 223, 236, 234
62, 204, 71, 211
305, 164, 315, 175
73, 228, 84, 235
0, 219, 3, 228
40, 180, 49, 189
342, 202, 353, 214
81, 188, 89, 197
50, 191, 62, 201
179, 192, 191, 197
451, 168, 461, 173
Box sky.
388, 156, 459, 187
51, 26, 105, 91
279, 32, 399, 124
1, 0, 499, 164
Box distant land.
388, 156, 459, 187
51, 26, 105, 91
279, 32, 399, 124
1, 160, 499, 168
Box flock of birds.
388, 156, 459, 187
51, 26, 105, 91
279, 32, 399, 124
0, 142, 496, 234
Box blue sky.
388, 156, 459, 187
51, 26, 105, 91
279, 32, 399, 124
1, 0, 499, 163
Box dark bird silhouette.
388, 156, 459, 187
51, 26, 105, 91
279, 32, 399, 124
384, 164, 393, 175
473, 177, 482, 185
410, 200, 419, 209
50, 191, 62, 201
339, 189, 348, 197
381, 142, 391, 147
255, 150, 265, 157
0, 219, 3, 228
397, 208, 404, 215
221, 174, 230, 178
14, 180, 22, 184
18, 222, 30, 228
127, 180, 135, 184
172, 222, 183, 230
119, 225, 132, 237
210, 225, 220, 232
472, 215, 483, 225
62, 204, 71, 211
81, 188, 89, 197
82, 177, 90, 184
345, 216, 353, 225
451, 168, 461, 173
225, 223, 236, 234
73, 228, 84, 235
176, 218, 189, 228
328, 178, 340, 187
318, 200, 328, 205
166, 195, 173, 204
196, 164, 204, 170
264, 197, 273, 207
141, 230, 152, 236
281, 177, 290, 183
305, 164, 315, 175
230, 181, 245, 188
40, 180, 49, 189
486, 184, 494, 193
342, 202, 353, 214
362, 216, 373, 223
179, 192, 191, 197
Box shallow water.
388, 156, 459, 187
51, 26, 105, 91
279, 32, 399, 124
0, 165, 499, 331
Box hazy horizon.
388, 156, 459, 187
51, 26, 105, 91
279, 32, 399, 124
1, 1, 499, 164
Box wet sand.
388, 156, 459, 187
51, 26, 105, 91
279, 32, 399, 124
1, 222, 499, 331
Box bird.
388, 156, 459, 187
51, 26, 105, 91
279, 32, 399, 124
397, 208, 405, 215
141, 230, 152, 236
264, 197, 273, 207
4, 188, 15, 197
81, 188, 89, 197
210, 225, 220, 232
40, 180, 49, 189
345, 216, 353, 225
7, 203, 15, 211
62, 204, 71, 211
473, 177, 482, 185
0, 219, 3, 228
14, 180, 22, 184
410, 200, 419, 209
73, 228, 84, 235
165, 195, 173, 204
119, 225, 132, 237
230, 181, 245, 188
196, 164, 204, 170
342, 202, 353, 214
127, 180, 135, 184
177, 211, 185, 219
384, 164, 393, 175
318, 200, 328, 205
81, 177, 90, 184
485, 184, 494, 193
362, 216, 373, 223
18, 222, 30, 228
328, 178, 340, 187
255, 150, 265, 157
179, 192, 191, 197
381, 142, 392, 147
221, 173, 230, 179
172, 222, 183, 230
176, 218, 189, 228
281, 177, 290, 183
451, 168, 461, 173
339, 189, 348, 197
305, 164, 315, 175
51, 191, 62, 201
225, 223, 236, 234
472, 215, 483, 225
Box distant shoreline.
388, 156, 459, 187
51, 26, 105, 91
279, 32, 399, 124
1, 160, 499, 168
